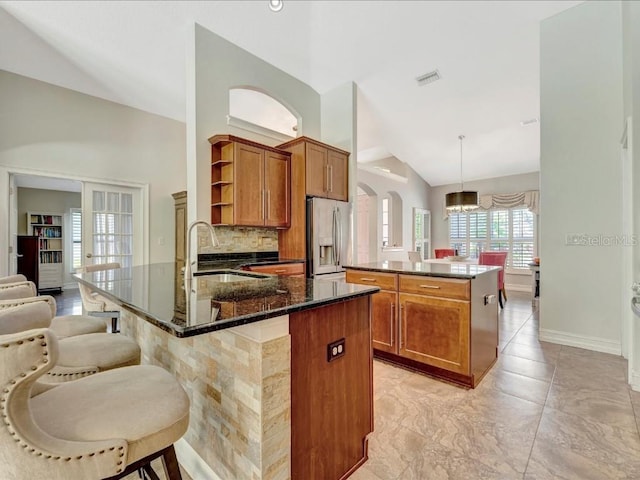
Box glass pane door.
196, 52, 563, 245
82, 182, 142, 269
413, 208, 431, 260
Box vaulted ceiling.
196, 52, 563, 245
0, 0, 581, 186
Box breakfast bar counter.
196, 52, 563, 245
74, 263, 378, 480
74, 262, 376, 337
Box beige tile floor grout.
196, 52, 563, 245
56, 289, 640, 480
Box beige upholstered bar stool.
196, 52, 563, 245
77, 263, 122, 333
0, 281, 39, 300
0, 302, 140, 389
0, 273, 27, 285
0, 282, 106, 338
0, 328, 190, 480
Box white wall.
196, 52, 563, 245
540, 1, 624, 354
192, 24, 321, 223
623, 0, 640, 385
0, 70, 187, 275
357, 164, 430, 263
321, 82, 358, 263
429, 171, 540, 290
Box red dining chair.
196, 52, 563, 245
434, 248, 456, 259
479, 251, 508, 308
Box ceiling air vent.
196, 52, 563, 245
416, 70, 441, 86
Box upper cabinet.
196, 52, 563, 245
209, 135, 291, 228
277, 137, 349, 201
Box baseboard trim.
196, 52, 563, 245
539, 328, 621, 355
505, 283, 531, 293
630, 371, 640, 392
63, 283, 79, 291
175, 438, 222, 480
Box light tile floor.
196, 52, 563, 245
351, 292, 640, 480
57, 290, 640, 480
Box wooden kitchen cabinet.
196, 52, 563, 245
276, 136, 350, 260
346, 269, 398, 353
345, 267, 496, 387
399, 293, 470, 375
277, 136, 349, 201
371, 290, 398, 354
172, 191, 187, 316
326, 149, 348, 201
209, 135, 291, 228
243, 262, 304, 277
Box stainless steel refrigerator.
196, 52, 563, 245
306, 197, 350, 278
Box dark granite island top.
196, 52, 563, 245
73, 262, 378, 338
74, 261, 378, 480
346, 260, 501, 278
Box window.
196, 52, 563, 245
413, 208, 431, 260
381, 191, 403, 248
449, 207, 535, 269
70, 208, 82, 269
228, 88, 298, 140
382, 197, 389, 247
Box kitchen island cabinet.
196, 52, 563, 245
74, 264, 377, 480
346, 261, 500, 387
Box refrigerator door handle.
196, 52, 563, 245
335, 208, 342, 266
331, 207, 340, 265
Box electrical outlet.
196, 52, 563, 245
327, 338, 346, 362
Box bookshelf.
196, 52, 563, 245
27, 212, 64, 291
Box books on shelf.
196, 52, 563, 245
29, 214, 62, 226
32, 226, 62, 238
27, 211, 64, 291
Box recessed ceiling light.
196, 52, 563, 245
521, 118, 538, 126
268, 0, 284, 12
416, 70, 441, 86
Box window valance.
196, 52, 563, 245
443, 190, 539, 219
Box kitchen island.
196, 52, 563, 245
346, 261, 500, 387
74, 263, 378, 480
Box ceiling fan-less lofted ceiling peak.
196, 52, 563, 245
0, 0, 582, 186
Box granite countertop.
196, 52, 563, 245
73, 262, 377, 338
346, 261, 501, 279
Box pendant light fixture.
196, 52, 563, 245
445, 134, 479, 212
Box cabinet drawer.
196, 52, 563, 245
399, 275, 470, 301
346, 270, 397, 290
246, 262, 304, 276
39, 264, 62, 274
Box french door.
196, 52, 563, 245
82, 182, 143, 268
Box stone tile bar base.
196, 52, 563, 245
120, 307, 291, 480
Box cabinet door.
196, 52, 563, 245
399, 293, 470, 375
246, 262, 304, 276
327, 150, 349, 201
264, 150, 291, 228
372, 290, 398, 354
234, 143, 265, 226
305, 143, 328, 197
17, 236, 39, 289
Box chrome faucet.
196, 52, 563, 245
184, 220, 220, 295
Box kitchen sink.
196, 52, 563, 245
205, 272, 265, 283
191, 269, 278, 301
194, 269, 272, 281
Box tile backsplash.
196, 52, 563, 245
198, 226, 278, 254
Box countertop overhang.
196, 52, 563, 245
74, 262, 378, 338
346, 261, 501, 279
